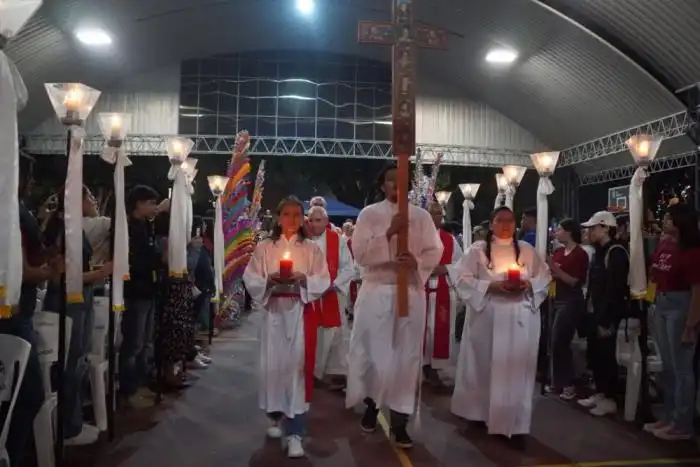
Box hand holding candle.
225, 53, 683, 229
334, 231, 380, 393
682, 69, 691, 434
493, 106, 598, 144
279, 251, 293, 278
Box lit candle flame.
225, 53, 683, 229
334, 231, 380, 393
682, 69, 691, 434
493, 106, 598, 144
541, 154, 552, 169
510, 263, 520, 270
282, 251, 290, 260
638, 140, 650, 157
63, 87, 83, 111
172, 140, 183, 155
110, 114, 121, 131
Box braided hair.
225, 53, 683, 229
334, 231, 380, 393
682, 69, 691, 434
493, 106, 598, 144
484, 206, 521, 269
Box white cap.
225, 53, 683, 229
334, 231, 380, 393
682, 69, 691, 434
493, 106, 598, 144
581, 211, 617, 228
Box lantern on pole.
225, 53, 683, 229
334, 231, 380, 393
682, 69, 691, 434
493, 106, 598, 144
208, 175, 229, 304
626, 134, 661, 298
459, 183, 479, 248
530, 152, 560, 257
166, 136, 195, 278
97, 111, 131, 440
494, 173, 509, 209
45, 81, 101, 462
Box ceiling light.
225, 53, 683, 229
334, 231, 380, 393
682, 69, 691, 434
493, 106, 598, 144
75, 28, 112, 46
485, 48, 518, 64
296, 0, 314, 15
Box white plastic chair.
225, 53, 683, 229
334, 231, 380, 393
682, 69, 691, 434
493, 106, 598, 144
32, 312, 73, 467
88, 297, 120, 432
0, 334, 32, 467
615, 318, 663, 421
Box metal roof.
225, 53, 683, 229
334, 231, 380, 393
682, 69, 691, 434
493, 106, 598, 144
5, 0, 688, 153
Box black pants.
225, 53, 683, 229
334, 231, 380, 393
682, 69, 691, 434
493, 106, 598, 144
587, 332, 618, 397
364, 398, 408, 428
551, 295, 584, 387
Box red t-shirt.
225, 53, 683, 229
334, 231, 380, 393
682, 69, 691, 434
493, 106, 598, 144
551, 245, 589, 298
651, 237, 700, 292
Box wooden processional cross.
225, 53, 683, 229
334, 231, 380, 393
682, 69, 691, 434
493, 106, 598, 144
358, 0, 449, 317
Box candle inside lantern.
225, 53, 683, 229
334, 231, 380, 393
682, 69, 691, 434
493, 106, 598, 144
109, 114, 122, 139
63, 87, 82, 112
279, 251, 293, 278
507, 263, 521, 284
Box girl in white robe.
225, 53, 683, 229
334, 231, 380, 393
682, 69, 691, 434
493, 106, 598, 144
243, 196, 330, 458
449, 206, 550, 440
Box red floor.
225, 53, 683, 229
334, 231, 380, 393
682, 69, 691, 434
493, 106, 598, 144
69, 313, 700, 467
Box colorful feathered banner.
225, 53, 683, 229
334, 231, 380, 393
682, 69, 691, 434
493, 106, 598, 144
222, 131, 254, 288
247, 159, 266, 226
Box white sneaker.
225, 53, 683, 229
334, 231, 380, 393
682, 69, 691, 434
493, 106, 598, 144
197, 352, 213, 364
285, 435, 305, 458
65, 424, 100, 446
577, 393, 604, 408
589, 398, 617, 416
266, 422, 283, 439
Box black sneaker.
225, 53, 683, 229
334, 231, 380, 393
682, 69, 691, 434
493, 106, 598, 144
360, 405, 378, 433
391, 426, 413, 449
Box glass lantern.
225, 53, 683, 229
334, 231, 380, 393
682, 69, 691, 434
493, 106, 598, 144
458, 183, 480, 200
626, 134, 661, 167
435, 191, 451, 206
208, 175, 229, 197
166, 136, 195, 165
530, 152, 560, 177
45, 83, 101, 125
98, 112, 131, 149
502, 165, 527, 186
0, 0, 42, 41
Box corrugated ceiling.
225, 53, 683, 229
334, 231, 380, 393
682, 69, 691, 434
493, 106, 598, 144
4, 0, 688, 155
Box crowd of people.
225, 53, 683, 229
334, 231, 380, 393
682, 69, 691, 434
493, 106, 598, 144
3, 155, 700, 465
244, 163, 700, 458
1, 155, 219, 467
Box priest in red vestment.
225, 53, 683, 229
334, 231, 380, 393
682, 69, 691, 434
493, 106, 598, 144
307, 206, 355, 390
424, 202, 463, 385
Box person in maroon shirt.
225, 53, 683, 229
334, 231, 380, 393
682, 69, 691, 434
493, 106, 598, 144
546, 219, 589, 400
644, 204, 700, 440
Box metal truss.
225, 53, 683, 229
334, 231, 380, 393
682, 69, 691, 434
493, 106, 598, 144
559, 111, 693, 167
22, 134, 533, 168
579, 151, 698, 186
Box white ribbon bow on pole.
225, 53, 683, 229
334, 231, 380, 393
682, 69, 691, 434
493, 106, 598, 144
100, 131, 131, 312
629, 167, 648, 297
535, 176, 555, 257
462, 199, 475, 247
0, 49, 27, 317
65, 127, 87, 304
166, 137, 195, 278
184, 164, 197, 243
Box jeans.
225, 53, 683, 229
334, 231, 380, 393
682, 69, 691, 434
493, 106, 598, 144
46, 285, 96, 438
552, 294, 584, 387
0, 314, 44, 466
654, 291, 696, 433
119, 299, 154, 397
268, 412, 306, 436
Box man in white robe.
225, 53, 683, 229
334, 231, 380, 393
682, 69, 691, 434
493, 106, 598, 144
346, 164, 443, 449
307, 206, 355, 389
448, 206, 550, 443
423, 203, 463, 385
243, 197, 330, 458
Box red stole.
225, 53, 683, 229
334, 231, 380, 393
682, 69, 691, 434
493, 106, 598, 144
425, 230, 454, 359
347, 237, 358, 303
313, 230, 341, 328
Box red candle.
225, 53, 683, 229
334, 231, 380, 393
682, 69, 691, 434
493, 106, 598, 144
279, 251, 293, 278
507, 264, 521, 284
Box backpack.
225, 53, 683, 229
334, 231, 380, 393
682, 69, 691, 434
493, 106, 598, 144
603, 243, 642, 320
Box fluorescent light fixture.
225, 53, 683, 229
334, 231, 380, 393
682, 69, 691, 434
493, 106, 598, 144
485, 48, 518, 64
75, 28, 112, 46
296, 0, 314, 15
